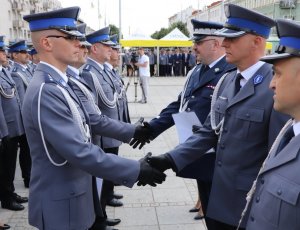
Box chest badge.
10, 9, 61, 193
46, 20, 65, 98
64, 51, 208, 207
253, 75, 263, 85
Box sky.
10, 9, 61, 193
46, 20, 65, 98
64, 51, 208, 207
59, 0, 216, 37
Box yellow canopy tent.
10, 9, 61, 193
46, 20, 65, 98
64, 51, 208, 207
120, 33, 158, 47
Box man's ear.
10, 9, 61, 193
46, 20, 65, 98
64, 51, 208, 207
41, 37, 53, 52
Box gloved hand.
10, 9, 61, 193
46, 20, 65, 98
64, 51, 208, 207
1, 135, 10, 143
137, 152, 166, 186
192, 125, 202, 133
130, 118, 153, 149
146, 152, 174, 172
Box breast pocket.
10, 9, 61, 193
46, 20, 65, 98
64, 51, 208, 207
233, 107, 264, 140
261, 174, 300, 228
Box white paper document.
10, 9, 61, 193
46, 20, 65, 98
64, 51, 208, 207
172, 111, 202, 144
96, 178, 103, 199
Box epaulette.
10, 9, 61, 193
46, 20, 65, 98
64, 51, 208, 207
44, 74, 55, 84
83, 64, 91, 71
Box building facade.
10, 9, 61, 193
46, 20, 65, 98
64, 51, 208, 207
0, 0, 62, 44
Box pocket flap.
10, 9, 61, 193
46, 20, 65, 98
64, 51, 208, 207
236, 107, 264, 122
266, 175, 300, 205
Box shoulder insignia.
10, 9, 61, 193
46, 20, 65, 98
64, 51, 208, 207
44, 74, 55, 84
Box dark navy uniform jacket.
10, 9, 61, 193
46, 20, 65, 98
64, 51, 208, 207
149, 56, 235, 181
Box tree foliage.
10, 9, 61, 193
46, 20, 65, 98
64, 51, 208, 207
109, 24, 120, 37
151, 21, 189, 39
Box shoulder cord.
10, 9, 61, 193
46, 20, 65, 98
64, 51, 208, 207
90, 71, 118, 109
210, 72, 229, 141
37, 83, 91, 167
179, 66, 197, 112
0, 84, 15, 98
16, 72, 30, 87
106, 70, 124, 99
236, 118, 293, 230
69, 77, 102, 115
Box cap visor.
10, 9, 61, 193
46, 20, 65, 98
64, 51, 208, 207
260, 53, 292, 64
80, 41, 92, 47
58, 29, 84, 37
100, 40, 115, 46
112, 44, 121, 49
190, 35, 206, 41
214, 28, 246, 38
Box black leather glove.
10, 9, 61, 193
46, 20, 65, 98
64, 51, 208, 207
192, 125, 201, 133
137, 152, 166, 186
146, 153, 175, 172
1, 135, 10, 143
130, 118, 153, 149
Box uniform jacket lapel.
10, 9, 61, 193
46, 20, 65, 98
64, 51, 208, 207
87, 59, 114, 89
193, 57, 228, 92
261, 135, 300, 174
228, 63, 270, 108
36, 63, 80, 105
67, 67, 93, 92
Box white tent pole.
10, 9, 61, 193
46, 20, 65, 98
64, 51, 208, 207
156, 46, 159, 77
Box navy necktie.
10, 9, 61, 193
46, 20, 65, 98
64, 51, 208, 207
234, 73, 243, 95
275, 126, 294, 155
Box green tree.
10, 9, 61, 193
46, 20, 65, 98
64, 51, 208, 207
170, 22, 189, 37
109, 24, 120, 37
151, 21, 189, 39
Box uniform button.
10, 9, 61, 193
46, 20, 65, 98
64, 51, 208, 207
191, 96, 195, 99
250, 216, 255, 221
277, 189, 282, 195
123, 180, 127, 185
187, 108, 191, 112
70, 192, 75, 196
217, 105, 220, 110
220, 144, 225, 149
261, 178, 264, 184
256, 196, 260, 202
223, 128, 228, 133
217, 161, 222, 166
246, 113, 250, 118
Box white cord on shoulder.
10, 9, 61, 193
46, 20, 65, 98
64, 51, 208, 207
69, 77, 102, 115
90, 71, 118, 109
38, 83, 67, 166
16, 72, 29, 87
236, 118, 293, 230
179, 66, 196, 112
210, 72, 229, 139
0, 84, 15, 98
37, 83, 91, 167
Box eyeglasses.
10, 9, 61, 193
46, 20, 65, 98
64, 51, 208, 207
16, 50, 28, 54
195, 39, 216, 45
46, 35, 81, 41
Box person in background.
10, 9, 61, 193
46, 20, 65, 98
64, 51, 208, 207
134, 47, 150, 104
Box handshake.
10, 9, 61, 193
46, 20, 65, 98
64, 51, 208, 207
136, 152, 175, 187
131, 117, 154, 149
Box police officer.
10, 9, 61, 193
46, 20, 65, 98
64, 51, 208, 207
143, 4, 289, 230
244, 19, 300, 230
0, 37, 28, 211
9, 40, 32, 188
22, 7, 165, 230
28, 48, 40, 73
131, 19, 235, 224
